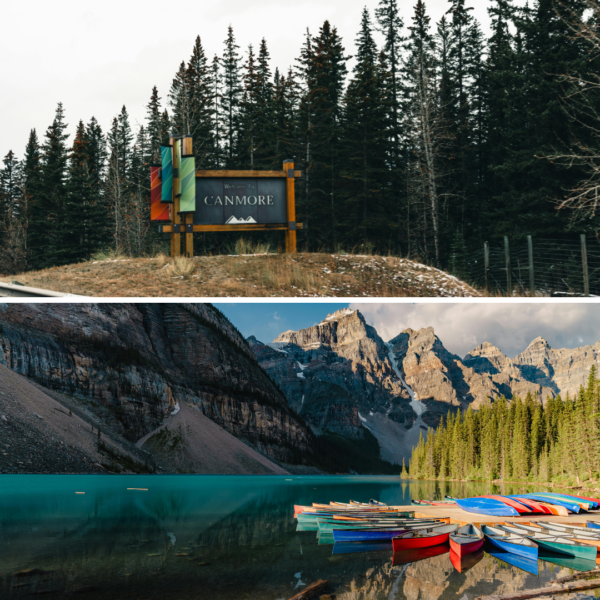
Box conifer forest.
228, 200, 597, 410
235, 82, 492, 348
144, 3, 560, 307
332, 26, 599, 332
406, 366, 600, 485
1, 0, 599, 275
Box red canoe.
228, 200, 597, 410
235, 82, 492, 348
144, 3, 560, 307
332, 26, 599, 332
510, 497, 553, 514
449, 524, 485, 557
477, 495, 531, 514
392, 524, 458, 552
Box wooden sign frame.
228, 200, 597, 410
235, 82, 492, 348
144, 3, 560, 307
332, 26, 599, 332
159, 137, 303, 257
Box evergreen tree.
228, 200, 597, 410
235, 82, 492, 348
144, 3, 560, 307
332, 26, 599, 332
188, 36, 215, 168
220, 26, 243, 166
300, 21, 349, 250
146, 86, 163, 163
341, 8, 390, 250
57, 121, 103, 264
34, 103, 70, 269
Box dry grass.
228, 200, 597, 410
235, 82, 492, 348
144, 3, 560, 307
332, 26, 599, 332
0, 253, 483, 298
164, 256, 196, 279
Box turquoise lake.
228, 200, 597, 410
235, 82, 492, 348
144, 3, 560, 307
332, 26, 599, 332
0, 476, 594, 600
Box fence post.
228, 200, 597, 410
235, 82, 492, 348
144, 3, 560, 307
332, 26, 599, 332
581, 234, 590, 297
504, 236, 512, 297
484, 242, 490, 293
527, 235, 535, 296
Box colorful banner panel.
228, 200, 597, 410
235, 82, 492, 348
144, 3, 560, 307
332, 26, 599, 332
179, 155, 196, 213
174, 139, 183, 197
161, 145, 173, 203
150, 165, 170, 221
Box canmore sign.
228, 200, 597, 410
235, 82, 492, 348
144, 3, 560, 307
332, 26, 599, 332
195, 177, 287, 225
150, 136, 303, 257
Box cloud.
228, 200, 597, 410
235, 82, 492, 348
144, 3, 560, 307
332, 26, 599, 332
350, 303, 600, 358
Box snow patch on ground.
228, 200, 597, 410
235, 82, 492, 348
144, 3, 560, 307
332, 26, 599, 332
171, 402, 180, 416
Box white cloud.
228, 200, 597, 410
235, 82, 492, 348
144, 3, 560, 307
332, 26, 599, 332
350, 303, 600, 358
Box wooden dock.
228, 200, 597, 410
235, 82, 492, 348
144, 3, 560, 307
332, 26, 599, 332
393, 505, 600, 527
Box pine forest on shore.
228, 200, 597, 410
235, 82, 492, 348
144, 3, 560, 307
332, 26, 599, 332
405, 366, 600, 488
1, 0, 599, 277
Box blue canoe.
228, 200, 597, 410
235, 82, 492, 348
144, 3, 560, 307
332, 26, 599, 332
455, 498, 520, 517
482, 526, 538, 560
516, 494, 579, 513
332, 528, 408, 542
485, 547, 539, 576
587, 521, 600, 530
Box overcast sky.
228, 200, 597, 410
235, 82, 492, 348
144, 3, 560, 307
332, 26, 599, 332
216, 302, 600, 358
1, 0, 528, 161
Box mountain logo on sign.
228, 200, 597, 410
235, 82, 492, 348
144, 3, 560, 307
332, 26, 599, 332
225, 216, 258, 224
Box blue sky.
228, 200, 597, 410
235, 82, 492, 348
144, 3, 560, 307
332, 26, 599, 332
215, 302, 600, 358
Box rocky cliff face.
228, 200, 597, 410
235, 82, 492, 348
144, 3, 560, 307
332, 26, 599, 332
464, 336, 600, 401
390, 328, 553, 420
0, 303, 311, 465
251, 309, 414, 437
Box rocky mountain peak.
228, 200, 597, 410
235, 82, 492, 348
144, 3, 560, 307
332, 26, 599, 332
320, 308, 359, 323
527, 336, 550, 349
273, 309, 384, 356
464, 342, 507, 360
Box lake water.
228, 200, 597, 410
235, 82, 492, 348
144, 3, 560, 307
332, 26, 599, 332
0, 475, 596, 600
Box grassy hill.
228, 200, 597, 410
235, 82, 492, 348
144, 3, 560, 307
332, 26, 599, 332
0, 252, 481, 297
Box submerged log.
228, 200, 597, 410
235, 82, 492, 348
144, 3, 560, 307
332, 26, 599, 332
477, 578, 600, 600
549, 568, 600, 585
288, 579, 329, 600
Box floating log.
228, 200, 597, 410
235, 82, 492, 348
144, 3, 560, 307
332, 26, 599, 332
288, 579, 329, 600
477, 578, 600, 600
549, 568, 600, 585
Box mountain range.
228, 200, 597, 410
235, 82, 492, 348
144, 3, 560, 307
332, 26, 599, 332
0, 304, 598, 473
249, 308, 600, 465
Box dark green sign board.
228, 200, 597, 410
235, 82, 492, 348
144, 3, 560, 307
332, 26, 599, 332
193, 178, 287, 225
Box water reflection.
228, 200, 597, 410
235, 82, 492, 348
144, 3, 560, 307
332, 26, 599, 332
0, 476, 590, 600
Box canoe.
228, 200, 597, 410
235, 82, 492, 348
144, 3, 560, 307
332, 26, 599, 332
539, 493, 598, 510
533, 493, 593, 510
482, 525, 538, 560
331, 512, 425, 520
538, 548, 599, 572
536, 521, 600, 537
476, 495, 531, 514
587, 521, 600, 530
455, 498, 520, 517
450, 547, 485, 573
412, 499, 457, 506
318, 520, 444, 532
332, 541, 392, 554
392, 524, 459, 552
486, 547, 539, 576
516, 494, 579, 513
499, 524, 598, 560
506, 496, 553, 514
392, 543, 450, 566
513, 521, 600, 543
449, 524, 484, 557
333, 528, 409, 542
512, 499, 569, 516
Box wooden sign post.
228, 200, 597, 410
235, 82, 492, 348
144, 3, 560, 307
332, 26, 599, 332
155, 146, 303, 257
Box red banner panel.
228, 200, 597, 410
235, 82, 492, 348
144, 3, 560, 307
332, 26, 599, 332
150, 165, 170, 222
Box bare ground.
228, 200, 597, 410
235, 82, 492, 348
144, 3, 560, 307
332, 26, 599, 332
0, 253, 482, 297
136, 403, 289, 475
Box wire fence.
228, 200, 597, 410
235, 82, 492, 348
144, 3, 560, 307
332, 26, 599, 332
467, 235, 599, 297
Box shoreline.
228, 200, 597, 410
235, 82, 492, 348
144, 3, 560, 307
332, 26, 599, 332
404, 477, 600, 495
